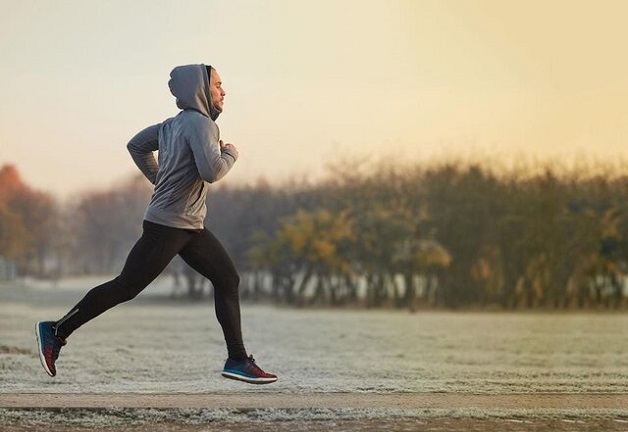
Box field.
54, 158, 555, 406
1, 276, 628, 431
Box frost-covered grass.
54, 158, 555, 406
2, 407, 628, 428
1, 277, 628, 395
0, 407, 626, 421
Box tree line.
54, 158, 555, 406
1, 159, 628, 310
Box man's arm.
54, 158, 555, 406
189, 120, 238, 183
127, 124, 161, 184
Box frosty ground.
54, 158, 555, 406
1, 277, 628, 431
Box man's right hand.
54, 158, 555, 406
219, 140, 239, 158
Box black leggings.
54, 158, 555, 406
55, 220, 247, 360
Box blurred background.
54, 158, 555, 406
2, 0, 628, 310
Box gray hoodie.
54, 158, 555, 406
127, 64, 237, 229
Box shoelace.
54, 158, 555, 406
246, 355, 273, 377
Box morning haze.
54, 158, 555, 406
1, 0, 627, 198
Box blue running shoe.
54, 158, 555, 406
35, 321, 66, 377
222, 355, 278, 384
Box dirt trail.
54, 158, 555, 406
2, 392, 628, 410
3, 393, 628, 432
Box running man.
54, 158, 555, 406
35, 64, 277, 385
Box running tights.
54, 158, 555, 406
54, 220, 247, 360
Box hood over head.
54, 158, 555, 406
168, 64, 221, 121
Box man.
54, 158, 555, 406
35, 64, 277, 385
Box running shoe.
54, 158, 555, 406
222, 355, 278, 384
35, 321, 66, 377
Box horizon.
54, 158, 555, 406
7, 149, 628, 202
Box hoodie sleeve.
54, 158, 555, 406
188, 118, 237, 183
127, 124, 161, 184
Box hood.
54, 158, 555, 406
168, 64, 221, 121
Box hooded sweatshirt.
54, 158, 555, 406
127, 64, 238, 229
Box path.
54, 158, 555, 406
2, 392, 628, 410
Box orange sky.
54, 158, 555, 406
1, 0, 627, 198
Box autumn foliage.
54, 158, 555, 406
0, 165, 56, 273
2, 160, 628, 310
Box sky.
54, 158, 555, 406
1, 0, 628, 199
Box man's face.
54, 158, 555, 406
209, 68, 225, 112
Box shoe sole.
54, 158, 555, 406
35, 322, 55, 377
222, 371, 278, 384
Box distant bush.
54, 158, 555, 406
3, 157, 628, 310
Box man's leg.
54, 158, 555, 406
37, 222, 193, 376
52, 221, 193, 337
178, 227, 246, 360
179, 227, 277, 384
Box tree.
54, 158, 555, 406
248, 208, 355, 305
0, 164, 57, 276
70, 175, 150, 274
0, 201, 28, 260
393, 238, 451, 310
